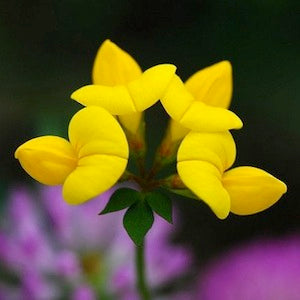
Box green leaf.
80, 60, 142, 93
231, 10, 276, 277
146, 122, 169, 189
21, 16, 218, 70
99, 188, 140, 215
145, 191, 173, 223
123, 201, 154, 246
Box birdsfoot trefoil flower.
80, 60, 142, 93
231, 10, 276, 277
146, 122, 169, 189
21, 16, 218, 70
15, 106, 129, 204
176, 131, 287, 219
14, 38, 287, 299
71, 40, 176, 133
161, 61, 243, 133
156, 61, 243, 167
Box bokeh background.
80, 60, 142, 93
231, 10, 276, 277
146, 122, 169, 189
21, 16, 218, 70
0, 0, 299, 297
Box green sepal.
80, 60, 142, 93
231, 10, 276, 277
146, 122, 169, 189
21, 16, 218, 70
99, 188, 140, 215
123, 200, 154, 246
145, 191, 173, 223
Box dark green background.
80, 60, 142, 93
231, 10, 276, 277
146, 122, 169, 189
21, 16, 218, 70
1, 0, 299, 264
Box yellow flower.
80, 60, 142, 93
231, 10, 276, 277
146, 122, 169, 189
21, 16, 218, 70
161, 61, 243, 135
156, 61, 242, 165
15, 106, 129, 205
71, 39, 176, 134
177, 131, 287, 219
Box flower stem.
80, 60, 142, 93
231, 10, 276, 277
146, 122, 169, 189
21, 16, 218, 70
136, 242, 151, 300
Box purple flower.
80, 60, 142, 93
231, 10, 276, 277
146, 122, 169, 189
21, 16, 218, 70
196, 235, 300, 300
0, 184, 192, 299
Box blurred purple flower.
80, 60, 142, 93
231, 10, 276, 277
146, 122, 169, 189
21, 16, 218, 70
0, 184, 192, 299
196, 235, 300, 300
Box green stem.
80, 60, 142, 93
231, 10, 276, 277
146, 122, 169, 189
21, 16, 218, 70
136, 242, 151, 300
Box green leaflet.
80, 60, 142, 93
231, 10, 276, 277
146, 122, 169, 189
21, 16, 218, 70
123, 200, 154, 246
99, 188, 140, 215
145, 191, 172, 223
100, 188, 173, 245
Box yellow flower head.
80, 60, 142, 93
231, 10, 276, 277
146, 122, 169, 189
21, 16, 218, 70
71, 39, 176, 134
177, 131, 287, 219
15, 106, 129, 205
161, 61, 243, 136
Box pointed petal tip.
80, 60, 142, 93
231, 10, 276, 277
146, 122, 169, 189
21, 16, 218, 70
215, 108, 243, 131
165, 63, 177, 74
15, 141, 31, 159
102, 38, 112, 44
277, 178, 288, 194
165, 63, 177, 72
231, 114, 243, 130
14, 146, 21, 159
100, 39, 119, 51
70, 86, 88, 102
208, 60, 232, 75
14, 144, 31, 160
218, 60, 232, 70
203, 194, 230, 220
70, 86, 95, 101
215, 209, 230, 220
223, 166, 287, 216
147, 63, 177, 75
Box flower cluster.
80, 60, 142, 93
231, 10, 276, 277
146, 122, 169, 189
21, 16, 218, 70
0, 185, 192, 299
15, 39, 286, 221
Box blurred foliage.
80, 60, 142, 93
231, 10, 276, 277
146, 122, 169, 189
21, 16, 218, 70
0, 0, 299, 262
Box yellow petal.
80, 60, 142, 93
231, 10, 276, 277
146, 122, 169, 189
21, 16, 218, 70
160, 75, 194, 121
92, 39, 142, 85
71, 85, 135, 115
71, 64, 176, 115
180, 101, 243, 132
68, 106, 128, 159
169, 119, 190, 143
223, 166, 287, 215
15, 136, 77, 185
185, 61, 232, 108
178, 131, 236, 173
127, 64, 176, 111
177, 161, 230, 219
161, 75, 242, 132
63, 106, 129, 204
63, 154, 127, 204
118, 112, 142, 134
